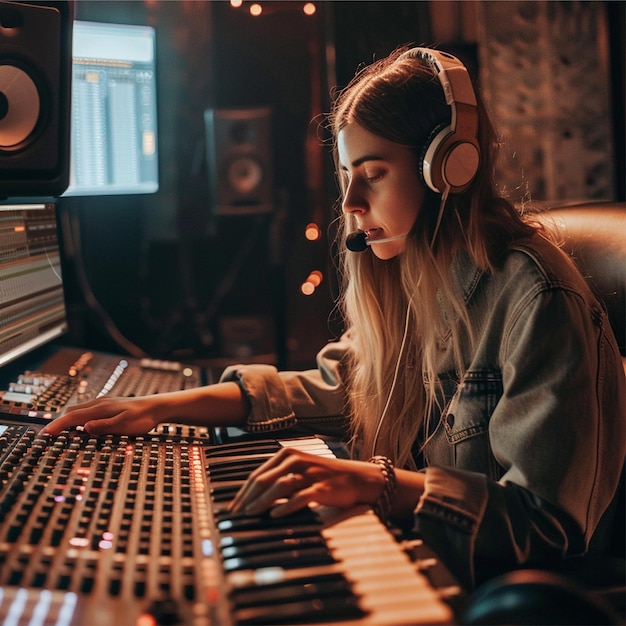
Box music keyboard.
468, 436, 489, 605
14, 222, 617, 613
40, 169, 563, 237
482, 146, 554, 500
0, 426, 457, 625
224, 504, 455, 625
208, 436, 456, 625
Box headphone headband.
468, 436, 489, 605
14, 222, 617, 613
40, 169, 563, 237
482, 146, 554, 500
399, 47, 480, 194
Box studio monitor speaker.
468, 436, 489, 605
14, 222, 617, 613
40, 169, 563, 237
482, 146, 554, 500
205, 107, 273, 215
0, 0, 72, 197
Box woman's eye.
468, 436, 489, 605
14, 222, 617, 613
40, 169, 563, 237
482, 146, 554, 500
365, 169, 384, 183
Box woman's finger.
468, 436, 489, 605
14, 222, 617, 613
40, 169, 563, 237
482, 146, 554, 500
43, 398, 156, 436
228, 450, 311, 513
228, 461, 291, 512
239, 471, 307, 515
42, 406, 99, 435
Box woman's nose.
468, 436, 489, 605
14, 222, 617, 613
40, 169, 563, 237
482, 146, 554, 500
342, 181, 366, 215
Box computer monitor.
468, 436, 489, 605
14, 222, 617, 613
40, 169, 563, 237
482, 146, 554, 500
0, 203, 68, 368
63, 20, 159, 197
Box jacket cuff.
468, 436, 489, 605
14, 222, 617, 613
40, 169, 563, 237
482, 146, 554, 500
413, 466, 489, 588
219, 363, 297, 432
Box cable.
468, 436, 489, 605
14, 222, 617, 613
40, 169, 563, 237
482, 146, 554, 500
430, 184, 450, 249
371, 300, 412, 457
67, 207, 148, 359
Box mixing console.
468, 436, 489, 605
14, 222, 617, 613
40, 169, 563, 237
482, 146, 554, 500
0, 424, 459, 625
0, 349, 204, 421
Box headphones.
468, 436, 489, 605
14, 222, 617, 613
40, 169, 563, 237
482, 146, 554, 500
398, 47, 480, 195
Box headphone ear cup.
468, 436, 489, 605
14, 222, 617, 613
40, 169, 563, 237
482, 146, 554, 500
420, 123, 480, 195
441, 138, 480, 193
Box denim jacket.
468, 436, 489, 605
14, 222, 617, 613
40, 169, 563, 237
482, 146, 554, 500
220, 233, 626, 588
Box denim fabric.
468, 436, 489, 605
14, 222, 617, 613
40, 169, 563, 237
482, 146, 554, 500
220, 233, 625, 586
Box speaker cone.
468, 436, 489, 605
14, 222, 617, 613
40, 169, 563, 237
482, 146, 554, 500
0, 64, 41, 151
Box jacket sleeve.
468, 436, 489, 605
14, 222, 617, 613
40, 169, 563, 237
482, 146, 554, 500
414, 284, 626, 589
218, 335, 352, 437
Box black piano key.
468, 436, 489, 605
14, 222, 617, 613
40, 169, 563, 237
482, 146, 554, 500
222, 546, 335, 572
212, 502, 235, 515
216, 509, 320, 533
209, 469, 260, 482
207, 454, 274, 472
206, 441, 282, 457
220, 525, 322, 548
232, 595, 366, 625
221, 534, 326, 559
210, 482, 245, 502
215, 507, 318, 522
231, 575, 354, 608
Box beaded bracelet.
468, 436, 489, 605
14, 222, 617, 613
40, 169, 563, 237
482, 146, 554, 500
368, 455, 397, 524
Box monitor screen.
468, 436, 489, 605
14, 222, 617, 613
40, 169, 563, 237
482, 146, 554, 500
63, 21, 159, 197
0, 203, 68, 368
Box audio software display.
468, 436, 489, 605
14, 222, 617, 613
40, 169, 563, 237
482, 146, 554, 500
0, 203, 68, 368
63, 21, 159, 197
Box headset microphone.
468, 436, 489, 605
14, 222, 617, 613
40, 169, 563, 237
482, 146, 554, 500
346, 231, 368, 252
346, 231, 410, 252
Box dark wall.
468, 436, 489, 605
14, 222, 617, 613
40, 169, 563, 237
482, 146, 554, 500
607, 0, 625, 202
58, 1, 433, 368
331, 1, 430, 85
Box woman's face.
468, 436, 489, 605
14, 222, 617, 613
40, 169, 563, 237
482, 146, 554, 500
338, 122, 425, 260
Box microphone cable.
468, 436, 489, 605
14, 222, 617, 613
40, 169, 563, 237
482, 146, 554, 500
371, 299, 412, 457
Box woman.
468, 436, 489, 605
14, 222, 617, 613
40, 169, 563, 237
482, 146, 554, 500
46, 47, 625, 588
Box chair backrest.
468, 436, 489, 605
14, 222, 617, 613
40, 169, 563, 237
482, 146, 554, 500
533, 202, 626, 356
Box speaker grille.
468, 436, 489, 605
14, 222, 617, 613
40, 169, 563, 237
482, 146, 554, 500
205, 108, 274, 215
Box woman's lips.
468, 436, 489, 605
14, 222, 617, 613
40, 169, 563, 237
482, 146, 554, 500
365, 228, 383, 241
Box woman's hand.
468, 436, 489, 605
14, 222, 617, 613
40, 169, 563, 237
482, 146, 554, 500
41, 382, 250, 437
228, 447, 387, 518
42, 396, 163, 436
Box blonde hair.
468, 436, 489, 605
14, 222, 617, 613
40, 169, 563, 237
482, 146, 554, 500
330, 47, 538, 468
